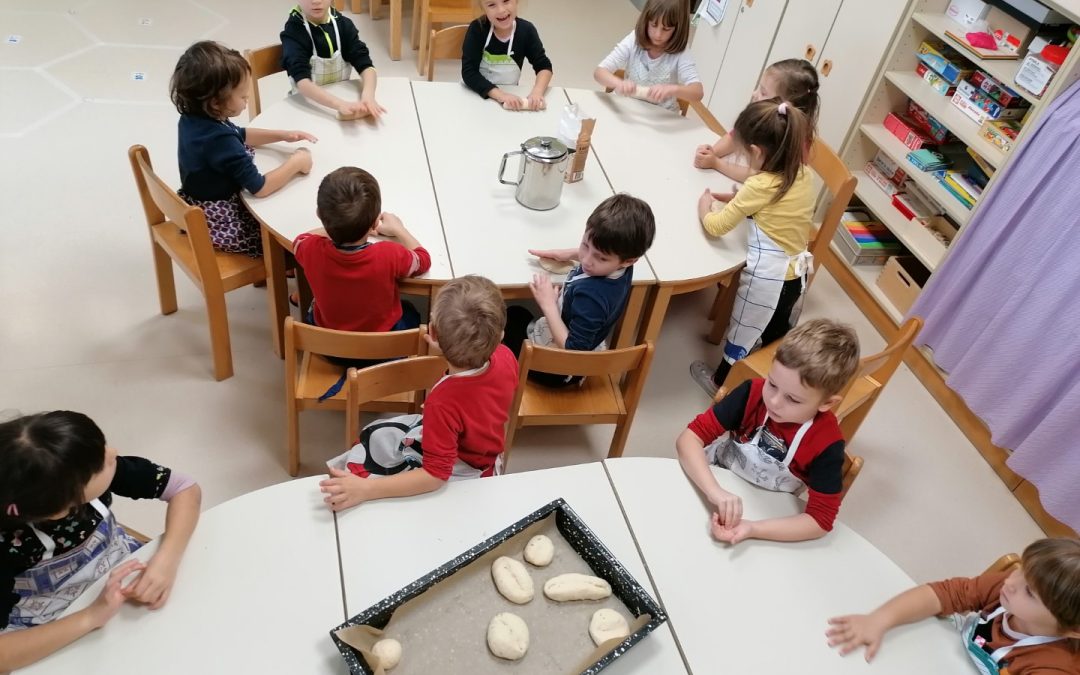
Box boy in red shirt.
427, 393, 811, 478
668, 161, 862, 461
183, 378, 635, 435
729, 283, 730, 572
293, 166, 430, 332
320, 276, 519, 511
676, 319, 860, 544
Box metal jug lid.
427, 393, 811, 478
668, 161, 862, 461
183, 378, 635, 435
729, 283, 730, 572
521, 136, 569, 162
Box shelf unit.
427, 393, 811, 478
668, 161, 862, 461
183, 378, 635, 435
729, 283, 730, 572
825, 0, 1080, 535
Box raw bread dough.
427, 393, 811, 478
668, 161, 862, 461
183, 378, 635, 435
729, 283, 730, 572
631, 85, 651, 100
491, 556, 535, 604
336, 109, 364, 121
543, 573, 612, 601
589, 608, 630, 646
523, 534, 554, 567
537, 257, 575, 275
487, 612, 530, 660
371, 638, 402, 670
502, 96, 540, 111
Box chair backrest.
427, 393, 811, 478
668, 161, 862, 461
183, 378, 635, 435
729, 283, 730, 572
284, 316, 428, 362
840, 454, 862, 499
605, 69, 690, 116
127, 145, 220, 292
244, 44, 284, 120
857, 317, 923, 385
426, 25, 468, 81
807, 137, 857, 267
984, 553, 1021, 575
345, 355, 448, 446
521, 341, 651, 378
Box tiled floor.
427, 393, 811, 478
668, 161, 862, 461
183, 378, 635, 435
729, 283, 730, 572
0, 0, 1044, 583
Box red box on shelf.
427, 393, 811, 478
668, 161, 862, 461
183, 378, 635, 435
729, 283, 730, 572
884, 113, 935, 150
970, 70, 1024, 107
906, 100, 952, 143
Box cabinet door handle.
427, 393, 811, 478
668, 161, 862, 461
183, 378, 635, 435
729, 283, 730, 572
804, 44, 816, 61
820, 59, 833, 77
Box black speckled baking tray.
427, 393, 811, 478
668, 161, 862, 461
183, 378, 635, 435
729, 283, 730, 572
330, 498, 667, 674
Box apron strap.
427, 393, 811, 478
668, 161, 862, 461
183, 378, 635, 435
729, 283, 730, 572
483, 21, 516, 56
979, 608, 1066, 662
303, 10, 337, 54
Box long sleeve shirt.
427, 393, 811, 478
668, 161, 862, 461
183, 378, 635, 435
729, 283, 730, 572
461, 18, 552, 98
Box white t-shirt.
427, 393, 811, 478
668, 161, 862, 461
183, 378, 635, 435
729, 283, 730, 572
599, 31, 701, 108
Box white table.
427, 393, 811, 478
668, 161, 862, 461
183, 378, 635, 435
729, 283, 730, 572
18, 477, 343, 675
335, 461, 689, 674
604, 458, 971, 674
565, 90, 747, 342
244, 78, 449, 356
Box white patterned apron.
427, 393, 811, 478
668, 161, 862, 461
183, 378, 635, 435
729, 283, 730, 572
704, 412, 811, 493
960, 606, 1064, 675
6, 499, 142, 630
479, 22, 521, 86
625, 46, 680, 112
327, 363, 503, 480
289, 8, 352, 91
723, 219, 813, 365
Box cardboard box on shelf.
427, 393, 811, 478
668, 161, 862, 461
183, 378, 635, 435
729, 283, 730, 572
919, 215, 959, 246
946, 0, 990, 26
916, 62, 959, 96
876, 256, 931, 315
988, 6, 1035, 54
970, 70, 1025, 107
864, 162, 905, 196
833, 214, 905, 266
1014, 51, 1057, 97
907, 100, 954, 142
979, 118, 1020, 152
871, 151, 907, 184
918, 41, 975, 85
884, 112, 936, 150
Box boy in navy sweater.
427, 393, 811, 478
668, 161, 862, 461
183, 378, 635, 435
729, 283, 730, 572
504, 194, 655, 387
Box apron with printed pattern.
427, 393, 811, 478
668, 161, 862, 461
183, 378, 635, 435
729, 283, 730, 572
479, 22, 521, 86
705, 412, 811, 493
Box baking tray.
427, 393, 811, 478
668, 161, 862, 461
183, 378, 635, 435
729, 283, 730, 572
330, 499, 667, 674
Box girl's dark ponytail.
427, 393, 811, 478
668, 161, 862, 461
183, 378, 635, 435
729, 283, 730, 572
733, 98, 811, 204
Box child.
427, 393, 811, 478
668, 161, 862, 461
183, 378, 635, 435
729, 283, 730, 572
293, 166, 431, 333
676, 319, 859, 545
461, 0, 553, 110
689, 98, 815, 397
594, 0, 703, 113
0, 411, 201, 671
172, 41, 315, 257
504, 193, 656, 387
319, 275, 519, 511
281, 0, 385, 120
694, 58, 819, 183
828, 538, 1080, 672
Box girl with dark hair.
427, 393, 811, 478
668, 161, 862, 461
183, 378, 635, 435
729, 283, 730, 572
0, 411, 200, 671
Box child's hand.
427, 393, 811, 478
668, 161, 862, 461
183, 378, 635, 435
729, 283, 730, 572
526, 92, 547, 111
124, 553, 178, 609
529, 273, 560, 310
646, 84, 679, 103
693, 144, 716, 170
374, 212, 405, 238
697, 188, 715, 219
710, 488, 743, 527
337, 100, 366, 118
87, 559, 145, 628
615, 79, 638, 96
826, 614, 889, 661
320, 468, 372, 512
527, 248, 573, 262
359, 95, 387, 121
284, 130, 318, 143
291, 147, 313, 174
710, 512, 753, 545
711, 189, 737, 203
496, 91, 524, 111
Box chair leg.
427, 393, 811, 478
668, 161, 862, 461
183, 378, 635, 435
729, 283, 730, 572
411, 0, 425, 49
287, 399, 301, 477
706, 283, 723, 321
607, 420, 632, 459
354, 0, 368, 14
205, 291, 234, 381
417, 11, 432, 76
707, 274, 740, 346
370, 0, 381, 19
501, 422, 521, 473
152, 242, 178, 315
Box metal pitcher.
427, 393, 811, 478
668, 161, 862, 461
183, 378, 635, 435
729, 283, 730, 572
498, 136, 575, 211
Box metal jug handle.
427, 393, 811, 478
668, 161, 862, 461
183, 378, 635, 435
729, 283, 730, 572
498, 150, 523, 186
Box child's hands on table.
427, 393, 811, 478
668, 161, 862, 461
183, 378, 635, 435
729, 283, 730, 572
710, 488, 743, 527
615, 79, 638, 96
646, 84, 678, 103
693, 145, 716, 169
320, 468, 372, 512
525, 93, 547, 111
283, 130, 318, 143
826, 613, 889, 661
292, 147, 313, 174
374, 212, 405, 237
87, 559, 146, 628
359, 95, 387, 121
527, 248, 574, 262
710, 512, 753, 545
124, 553, 178, 609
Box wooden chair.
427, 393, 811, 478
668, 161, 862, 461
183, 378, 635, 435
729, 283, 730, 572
345, 355, 449, 449
504, 341, 655, 469
605, 68, 691, 116
425, 25, 468, 81
707, 135, 857, 343
985, 553, 1021, 575
127, 145, 266, 381
121, 524, 152, 545
284, 317, 431, 476
717, 317, 924, 445
333, 0, 374, 14
413, 0, 476, 76
243, 44, 284, 120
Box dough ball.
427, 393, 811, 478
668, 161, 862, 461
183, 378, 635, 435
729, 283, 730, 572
537, 257, 575, 275
633, 85, 651, 100
371, 638, 402, 670
523, 535, 554, 567
501, 96, 535, 111
487, 612, 529, 660
543, 573, 612, 601
491, 556, 534, 604
589, 608, 630, 646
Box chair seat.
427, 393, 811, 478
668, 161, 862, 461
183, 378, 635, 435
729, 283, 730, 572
152, 223, 265, 292
518, 375, 626, 425
297, 354, 415, 411
834, 376, 876, 420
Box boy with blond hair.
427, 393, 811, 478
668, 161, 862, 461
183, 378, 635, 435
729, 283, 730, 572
320, 276, 518, 511
676, 319, 860, 544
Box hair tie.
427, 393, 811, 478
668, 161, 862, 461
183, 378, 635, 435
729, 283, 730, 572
777, 102, 788, 116
5, 504, 18, 517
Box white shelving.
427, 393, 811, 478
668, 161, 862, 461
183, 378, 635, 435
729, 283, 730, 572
884, 70, 1007, 168
829, 243, 906, 324
859, 123, 973, 226
852, 171, 948, 271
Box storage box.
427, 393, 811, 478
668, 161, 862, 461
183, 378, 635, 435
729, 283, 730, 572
979, 118, 1020, 152
956, 80, 1030, 120
951, 88, 992, 124
833, 218, 905, 266
1014, 51, 1056, 97
918, 41, 975, 85
871, 151, 907, 184
864, 162, 904, 196
330, 499, 667, 675
876, 256, 931, 315
903, 179, 946, 216
919, 215, 959, 246
906, 100, 953, 142
970, 70, 1025, 106
987, 6, 1034, 54
884, 112, 936, 150
946, 0, 990, 25
916, 62, 958, 95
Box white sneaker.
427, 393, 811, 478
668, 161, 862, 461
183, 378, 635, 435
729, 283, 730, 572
689, 360, 718, 398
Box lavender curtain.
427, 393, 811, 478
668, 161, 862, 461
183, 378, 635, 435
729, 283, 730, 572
910, 77, 1080, 532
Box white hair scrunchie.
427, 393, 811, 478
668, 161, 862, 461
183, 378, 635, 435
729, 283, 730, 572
777, 101, 788, 116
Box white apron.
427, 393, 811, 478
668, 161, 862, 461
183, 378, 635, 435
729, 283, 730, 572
723, 218, 813, 365
625, 47, 680, 112
705, 412, 811, 493
479, 22, 521, 86
327, 363, 502, 480
289, 8, 352, 91
7, 499, 142, 630
528, 266, 614, 352
960, 606, 1064, 675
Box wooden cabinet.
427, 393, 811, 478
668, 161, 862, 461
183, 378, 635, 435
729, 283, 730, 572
764, 0, 843, 66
